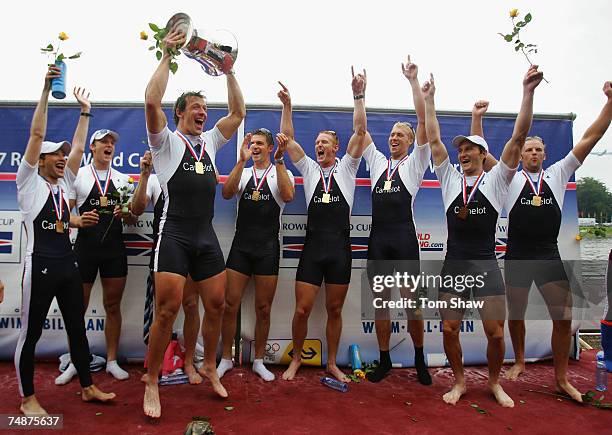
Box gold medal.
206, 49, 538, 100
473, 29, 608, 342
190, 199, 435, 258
252, 190, 261, 201
322, 193, 331, 203
383, 180, 392, 191
56, 219, 64, 233
457, 206, 469, 220
100, 196, 108, 207
531, 195, 542, 207
195, 161, 204, 174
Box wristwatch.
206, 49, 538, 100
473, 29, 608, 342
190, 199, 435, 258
274, 157, 285, 165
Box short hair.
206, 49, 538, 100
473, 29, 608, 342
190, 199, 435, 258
318, 130, 339, 146
525, 135, 546, 148
173, 91, 205, 126
393, 121, 416, 144
250, 128, 274, 146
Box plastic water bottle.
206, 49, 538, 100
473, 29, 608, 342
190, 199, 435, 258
349, 344, 363, 370
596, 351, 608, 392
321, 376, 348, 392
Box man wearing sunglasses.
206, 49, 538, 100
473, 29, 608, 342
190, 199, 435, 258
362, 56, 432, 385
278, 71, 368, 383
142, 29, 245, 418
217, 128, 295, 382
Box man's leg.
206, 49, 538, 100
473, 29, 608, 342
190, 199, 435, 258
324, 283, 350, 382
400, 283, 431, 385
196, 270, 228, 398
143, 271, 186, 418
182, 276, 202, 384
218, 269, 250, 378
252, 274, 279, 381
101, 276, 128, 379
505, 285, 530, 380
282, 281, 320, 380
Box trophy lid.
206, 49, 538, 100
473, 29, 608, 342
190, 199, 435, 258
165, 13, 193, 49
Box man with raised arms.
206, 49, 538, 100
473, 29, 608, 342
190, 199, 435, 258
279, 70, 368, 382
422, 65, 543, 407
142, 29, 245, 418
362, 55, 432, 384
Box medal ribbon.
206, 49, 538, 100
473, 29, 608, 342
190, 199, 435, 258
176, 130, 205, 162
90, 164, 111, 197
252, 164, 274, 191
386, 154, 410, 181
462, 171, 485, 206
521, 169, 544, 196
319, 160, 338, 194
46, 183, 64, 221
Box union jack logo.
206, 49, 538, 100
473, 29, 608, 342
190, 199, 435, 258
282, 236, 369, 260
0, 231, 12, 254
495, 238, 507, 259
124, 233, 154, 257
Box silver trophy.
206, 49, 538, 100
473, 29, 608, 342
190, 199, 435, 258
165, 13, 238, 76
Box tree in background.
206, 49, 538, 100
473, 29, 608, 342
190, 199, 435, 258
577, 177, 612, 222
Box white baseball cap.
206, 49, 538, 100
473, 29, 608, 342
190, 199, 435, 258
40, 140, 71, 156
89, 129, 119, 145
451, 135, 489, 152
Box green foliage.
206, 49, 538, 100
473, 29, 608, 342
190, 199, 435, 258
577, 177, 612, 222
498, 11, 539, 65
40, 34, 81, 64
144, 22, 181, 74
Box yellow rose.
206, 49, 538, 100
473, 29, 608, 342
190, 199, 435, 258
128, 177, 135, 184
140, 31, 148, 41
58, 32, 69, 41
509, 9, 519, 18
575, 234, 582, 241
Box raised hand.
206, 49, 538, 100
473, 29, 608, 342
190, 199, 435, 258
604, 81, 612, 100
73, 87, 91, 111
275, 133, 289, 160
351, 66, 367, 96
44, 65, 62, 91
523, 65, 544, 93
161, 29, 186, 55
277, 81, 291, 106
240, 133, 253, 162
140, 150, 153, 177
472, 100, 489, 117
422, 73, 436, 100
80, 210, 99, 228
401, 55, 418, 82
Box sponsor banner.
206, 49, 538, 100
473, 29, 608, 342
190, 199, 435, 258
0, 211, 21, 263
249, 338, 322, 366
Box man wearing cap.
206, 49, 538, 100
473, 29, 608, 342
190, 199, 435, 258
14, 68, 115, 415
422, 65, 543, 407
58, 127, 135, 383
143, 29, 245, 418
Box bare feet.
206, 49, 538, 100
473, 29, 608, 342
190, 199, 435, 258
504, 363, 525, 380
556, 379, 583, 402
20, 395, 48, 416
488, 382, 514, 407
82, 385, 116, 403
185, 364, 203, 385
143, 382, 161, 418
326, 364, 350, 383
442, 383, 467, 405
282, 359, 302, 381
198, 365, 228, 398
140, 373, 148, 383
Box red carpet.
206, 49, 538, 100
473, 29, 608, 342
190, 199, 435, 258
0, 351, 610, 434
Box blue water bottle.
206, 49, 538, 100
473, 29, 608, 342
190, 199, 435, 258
321, 377, 348, 393
596, 351, 608, 392
51, 60, 67, 100
349, 344, 362, 370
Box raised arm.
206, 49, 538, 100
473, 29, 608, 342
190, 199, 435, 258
471, 100, 498, 170
131, 151, 153, 215
23, 67, 61, 166
274, 133, 295, 202
572, 81, 612, 163
499, 65, 543, 168
422, 74, 449, 166
402, 55, 427, 145
277, 82, 305, 163
66, 88, 91, 176
347, 67, 368, 158
222, 133, 251, 199
145, 30, 184, 134
215, 72, 246, 140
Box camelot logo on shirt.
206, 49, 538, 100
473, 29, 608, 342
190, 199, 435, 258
375, 185, 401, 194
244, 191, 270, 201
520, 196, 553, 206
41, 219, 69, 231
89, 197, 118, 207
453, 205, 487, 215
314, 194, 340, 203
183, 161, 213, 172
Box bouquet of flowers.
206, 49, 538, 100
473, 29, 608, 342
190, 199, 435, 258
100, 177, 135, 243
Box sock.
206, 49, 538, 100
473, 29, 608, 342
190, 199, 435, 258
216, 358, 233, 379
253, 359, 275, 382
106, 360, 129, 380
55, 363, 77, 385
366, 350, 392, 383
414, 347, 432, 385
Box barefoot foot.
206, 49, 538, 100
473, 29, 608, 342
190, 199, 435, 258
185, 364, 203, 385
504, 363, 525, 380
326, 364, 350, 383
488, 382, 514, 407
143, 382, 161, 418
282, 359, 302, 381
556, 379, 583, 402
20, 395, 48, 416
199, 365, 228, 398
82, 385, 116, 403
443, 383, 467, 405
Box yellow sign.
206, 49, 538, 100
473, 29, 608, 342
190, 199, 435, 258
280, 339, 322, 366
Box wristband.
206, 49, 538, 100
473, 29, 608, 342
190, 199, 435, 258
80, 112, 93, 117
274, 157, 285, 165
353, 94, 365, 100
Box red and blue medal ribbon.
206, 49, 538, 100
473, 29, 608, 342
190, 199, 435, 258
175, 130, 205, 162
462, 171, 485, 206
521, 169, 544, 196
252, 164, 273, 191
90, 164, 111, 197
